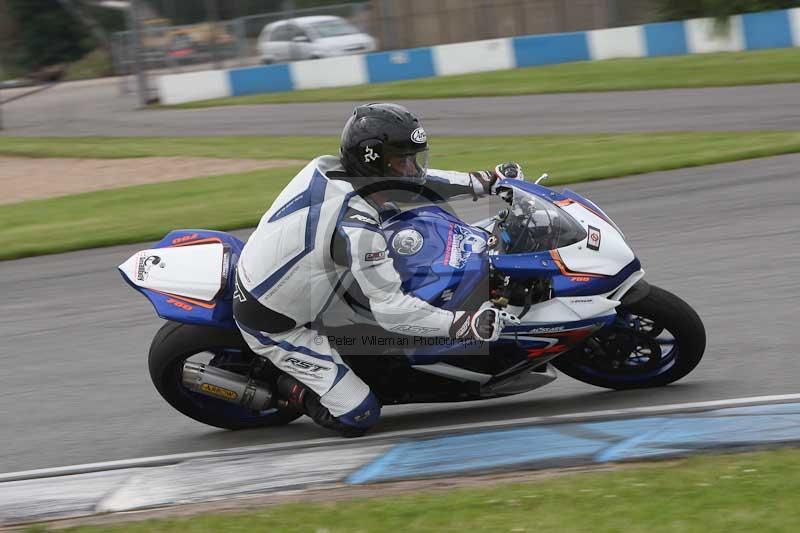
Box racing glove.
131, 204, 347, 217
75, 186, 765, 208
450, 302, 520, 342
470, 162, 525, 195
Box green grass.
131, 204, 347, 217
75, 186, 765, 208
173, 47, 800, 108
1, 59, 26, 82
43, 448, 800, 532
63, 49, 114, 82
4, 131, 800, 260
0, 167, 292, 259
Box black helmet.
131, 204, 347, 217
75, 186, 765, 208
340, 103, 429, 185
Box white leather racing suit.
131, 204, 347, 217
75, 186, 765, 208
233, 155, 489, 431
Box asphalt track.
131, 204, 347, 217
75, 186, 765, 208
1, 78, 800, 135
1, 154, 798, 474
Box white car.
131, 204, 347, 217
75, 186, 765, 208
257, 15, 377, 64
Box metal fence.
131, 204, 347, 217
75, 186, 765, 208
113, 2, 369, 97
113, 19, 246, 79
114, 0, 659, 101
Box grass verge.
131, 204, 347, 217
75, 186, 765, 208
3, 131, 800, 260
39, 447, 800, 532
173, 47, 800, 108
0, 59, 26, 82
63, 49, 114, 82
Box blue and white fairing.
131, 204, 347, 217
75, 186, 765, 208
488, 180, 643, 299
381, 180, 644, 361
118, 230, 243, 328
383, 180, 642, 306
382, 208, 490, 311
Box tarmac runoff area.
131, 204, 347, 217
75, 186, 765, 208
2, 396, 800, 526
2, 78, 800, 135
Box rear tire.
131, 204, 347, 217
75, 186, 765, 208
553, 285, 706, 390
149, 321, 301, 430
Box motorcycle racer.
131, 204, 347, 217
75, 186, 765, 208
233, 102, 523, 436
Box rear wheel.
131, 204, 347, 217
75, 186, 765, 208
148, 321, 301, 430
553, 285, 705, 390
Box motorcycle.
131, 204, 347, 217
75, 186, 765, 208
119, 177, 706, 430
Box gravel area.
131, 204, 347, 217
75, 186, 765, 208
0, 156, 304, 204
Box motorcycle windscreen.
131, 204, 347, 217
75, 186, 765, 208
497, 190, 587, 253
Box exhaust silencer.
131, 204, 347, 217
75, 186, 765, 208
182, 361, 273, 411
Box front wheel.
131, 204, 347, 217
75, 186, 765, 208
148, 321, 301, 430
553, 285, 706, 390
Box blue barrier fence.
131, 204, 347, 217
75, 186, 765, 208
159, 8, 800, 105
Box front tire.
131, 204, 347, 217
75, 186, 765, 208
553, 285, 706, 390
148, 321, 301, 430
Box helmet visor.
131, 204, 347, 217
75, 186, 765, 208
385, 148, 429, 184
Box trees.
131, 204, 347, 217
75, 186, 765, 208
7, 0, 90, 68
657, 0, 800, 21
4, 0, 124, 70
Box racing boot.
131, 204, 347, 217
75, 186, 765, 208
276, 375, 369, 438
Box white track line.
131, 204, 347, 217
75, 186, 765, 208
2, 393, 799, 483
